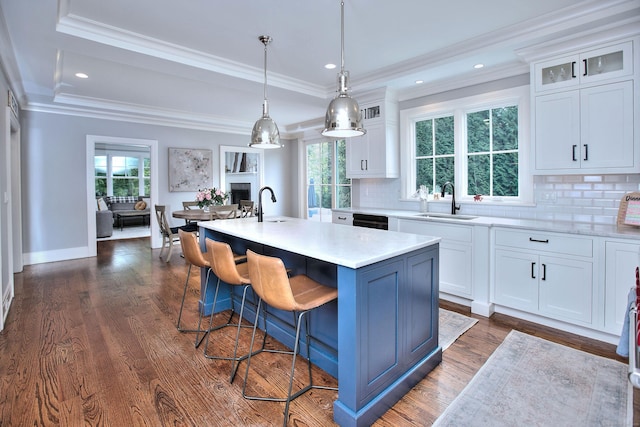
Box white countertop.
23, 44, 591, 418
199, 216, 440, 269
333, 208, 640, 240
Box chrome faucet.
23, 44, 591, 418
441, 182, 460, 215
257, 186, 277, 222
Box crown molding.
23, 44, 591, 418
56, 12, 329, 99
0, 3, 26, 106
29, 95, 254, 135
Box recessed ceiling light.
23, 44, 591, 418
324, 63, 336, 70
473, 63, 484, 69
415, 80, 424, 84
75, 72, 89, 79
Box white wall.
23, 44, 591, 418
20, 110, 297, 264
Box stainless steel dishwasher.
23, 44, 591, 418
352, 213, 388, 230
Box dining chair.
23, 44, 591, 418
177, 229, 212, 348
181, 201, 201, 232
210, 204, 239, 220
242, 250, 338, 426
155, 204, 194, 262
239, 200, 255, 217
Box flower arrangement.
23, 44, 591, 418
196, 187, 229, 208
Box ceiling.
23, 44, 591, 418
0, 0, 638, 137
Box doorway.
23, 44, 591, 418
86, 135, 160, 257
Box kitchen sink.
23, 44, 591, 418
414, 213, 478, 220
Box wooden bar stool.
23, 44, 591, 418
242, 249, 338, 427
204, 239, 264, 382
177, 229, 213, 348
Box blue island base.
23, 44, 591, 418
333, 347, 443, 427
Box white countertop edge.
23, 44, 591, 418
333, 208, 640, 240
199, 217, 440, 269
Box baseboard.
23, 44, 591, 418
23, 245, 94, 265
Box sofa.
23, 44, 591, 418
96, 196, 150, 237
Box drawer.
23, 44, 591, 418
398, 220, 472, 243
332, 211, 353, 225
494, 228, 593, 258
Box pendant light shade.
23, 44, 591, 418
250, 35, 281, 149
322, 1, 365, 138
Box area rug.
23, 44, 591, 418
439, 308, 478, 351
433, 330, 631, 427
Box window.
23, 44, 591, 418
305, 139, 351, 222
95, 155, 107, 197
467, 106, 519, 197
415, 115, 455, 192
401, 86, 531, 204
95, 153, 150, 197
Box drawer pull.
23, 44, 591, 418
531, 262, 536, 279
529, 237, 549, 244
338, 216, 347, 220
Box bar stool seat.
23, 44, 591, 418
203, 239, 265, 382
242, 249, 338, 427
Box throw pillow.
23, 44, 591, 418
134, 201, 147, 210
97, 198, 108, 211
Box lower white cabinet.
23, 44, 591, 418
604, 240, 640, 335
493, 228, 594, 326
397, 219, 474, 298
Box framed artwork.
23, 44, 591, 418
168, 148, 212, 192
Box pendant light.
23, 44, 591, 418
250, 35, 281, 149
322, 0, 365, 138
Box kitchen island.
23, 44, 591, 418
199, 217, 441, 427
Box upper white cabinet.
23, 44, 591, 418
530, 38, 639, 175
346, 89, 399, 179
534, 41, 633, 92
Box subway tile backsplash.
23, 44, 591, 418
356, 174, 640, 225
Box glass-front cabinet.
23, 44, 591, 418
534, 41, 632, 92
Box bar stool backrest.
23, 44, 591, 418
206, 239, 249, 285
246, 250, 297, 311
179, 229, 210, 269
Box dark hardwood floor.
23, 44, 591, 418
0, 237, 635, 426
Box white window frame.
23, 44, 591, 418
400, 85, 532, 205
300, 135, 352, 221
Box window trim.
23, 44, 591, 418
400, 85, 532, 205
300, 135, 352, 221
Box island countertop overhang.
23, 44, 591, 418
199, 217, 440, 269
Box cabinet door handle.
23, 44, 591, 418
364, 160, 368, 170
571, 61, 576, 78
583, 144, 588, 161
529, 237, 549, 243
572, 145, 577, 161
582, 59, 588, 76
531, 262, 536, 279
360, 160, 365, 171
541, 263, 546, 281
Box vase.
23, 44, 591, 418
203, 205, 210, 213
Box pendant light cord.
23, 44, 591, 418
263, 41, 268, 103
340, 0, 345, 73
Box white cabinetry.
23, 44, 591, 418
530, 39, 638, 175
331, 211, 353, 226
604, 240, 640, 335
346, 89, 399, 179
396, 219, 491, 316
493, 228, 594, 326
398, 220, 473, 298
